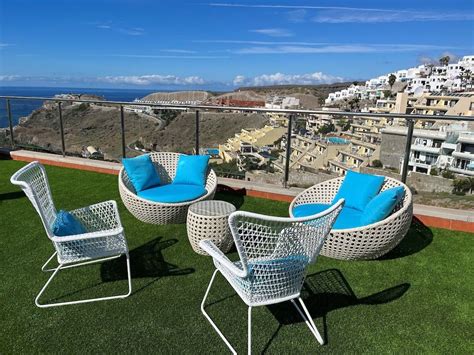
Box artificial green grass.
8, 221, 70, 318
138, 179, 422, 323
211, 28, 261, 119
0, 160, 472, 354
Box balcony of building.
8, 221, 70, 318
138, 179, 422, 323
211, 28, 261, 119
410, 144, 442, 154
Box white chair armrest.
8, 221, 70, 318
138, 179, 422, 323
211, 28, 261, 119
199, 240, 248, 278
51, 227, 124, 243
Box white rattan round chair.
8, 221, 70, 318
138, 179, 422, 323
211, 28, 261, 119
118, 152, 217, 225
289, 176, 413, 260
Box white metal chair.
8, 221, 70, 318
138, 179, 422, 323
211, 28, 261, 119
200, 199, 344, 354
10, 161, 132, 308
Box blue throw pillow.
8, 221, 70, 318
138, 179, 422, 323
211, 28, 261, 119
53, 210, 87, 236
173, 155, 210, 186
122, 154, 161, 192
332, 170, 385, 211
361, 187, 405, 225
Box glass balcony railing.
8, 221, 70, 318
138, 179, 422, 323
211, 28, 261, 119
1, 94, 473, 208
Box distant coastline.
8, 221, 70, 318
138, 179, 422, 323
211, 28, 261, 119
0, 86, 167, 128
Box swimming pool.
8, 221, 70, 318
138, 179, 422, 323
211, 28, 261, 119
204, 148, 220, 155
327, 137, 349, 144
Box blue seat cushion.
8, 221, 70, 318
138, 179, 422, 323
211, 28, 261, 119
173, 155, 210, 186
53, 210, 87, 236
361, 187, 405, 225
332, 170, 385, 211
122, 154, 161, 192
292, 203, 364, 230
137, 183, 206, 203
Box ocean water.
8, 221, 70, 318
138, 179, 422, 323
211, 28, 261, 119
0, 87, 160, 128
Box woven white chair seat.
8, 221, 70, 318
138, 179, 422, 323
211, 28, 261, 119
290, 176, 413, 260
118, 152, 217, 225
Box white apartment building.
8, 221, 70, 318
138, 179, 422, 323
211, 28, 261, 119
325, 85, 363, 104
459, 55, 474, 70
449, 132, 474, 176
381, 123, 474, 177
325, 54, 474, 104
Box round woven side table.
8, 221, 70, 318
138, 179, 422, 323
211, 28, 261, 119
186, 200, 236, 255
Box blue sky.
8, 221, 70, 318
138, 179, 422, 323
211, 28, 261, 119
0, 0, 473, 90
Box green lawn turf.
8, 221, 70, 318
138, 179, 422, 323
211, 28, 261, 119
0, 160, 473, 354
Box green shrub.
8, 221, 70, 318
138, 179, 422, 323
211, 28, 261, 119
430, 167, 438, 176
371, 159, 383, 168
442, 170, 455, 179
453, 178, 471, 195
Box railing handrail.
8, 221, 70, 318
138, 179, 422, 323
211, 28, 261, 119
2, 94, 474, 187
1, 95, 473, 121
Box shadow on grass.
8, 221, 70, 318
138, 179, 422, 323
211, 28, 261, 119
215, 186, 245, 209
0, 191, 25, 201
380, 216, 433, 260
264, 269, 409, 350
101, 237, 194, 282
46, 237, 194, 302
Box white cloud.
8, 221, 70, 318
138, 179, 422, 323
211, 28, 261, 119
287, 9, 307, 23
232, 75, 247, 86
0, 43, 12, 49
0, 74, 207, 86
94, 22, 145, 36
194, 40, 459, 54
116, 27, 145, 36
160, 49, 197, 54
208, 4, 392, 11
233, 43, 457, 55
194, 40, 329, 45
233, 72, 344, 86
312, 10, 474, 23
108, 54, 229, 59
97, 74, 206, 86
208, 3, 474, 23
0, 75, 22, 81
249, 28, 293, 37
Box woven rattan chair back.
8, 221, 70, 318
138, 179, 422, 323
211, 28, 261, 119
10, 162, 56, 238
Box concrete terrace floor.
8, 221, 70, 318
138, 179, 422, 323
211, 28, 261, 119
0, 160, 472, 353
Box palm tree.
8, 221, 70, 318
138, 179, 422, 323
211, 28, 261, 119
439, 55, 450, 66
388, 74, 397, 89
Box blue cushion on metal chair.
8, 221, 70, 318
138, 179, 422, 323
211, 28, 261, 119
53, 210, 87, 236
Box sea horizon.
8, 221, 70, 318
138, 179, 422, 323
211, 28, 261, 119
0, 86, 172, 128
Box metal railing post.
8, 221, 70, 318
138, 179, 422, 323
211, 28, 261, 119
195, 110, 200, 155
6, 99, 14, 149
284, 114, 294, 188
120, 105, 126, 159
57, 102, 66, 157
401, 118, 414, 183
